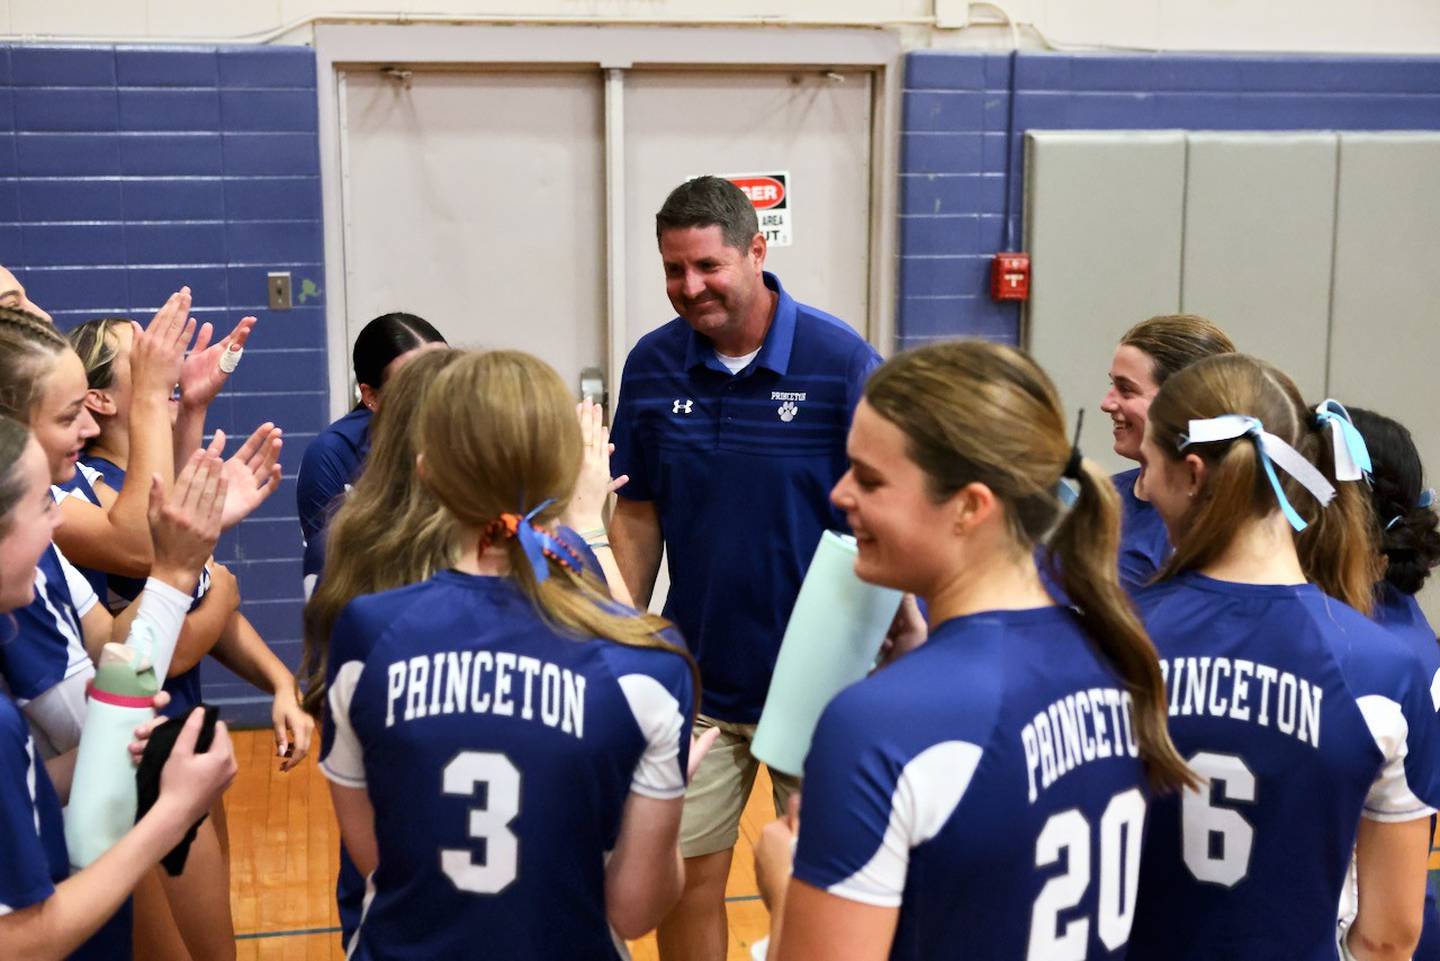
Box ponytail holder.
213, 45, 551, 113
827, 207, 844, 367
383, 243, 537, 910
1179, 414, 1336, 532
1311, 399, 1372, 483
1386, 488, 1436, 530
1055, 409, 1085, 506
483, 499, 584, 583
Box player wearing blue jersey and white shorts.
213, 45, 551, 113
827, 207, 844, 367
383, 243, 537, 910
320, 350, 714, 959
0, 415, 237, 961
752, 340, 1196, 960
1127, 354, 1440, 961
1099, 315, 1235, 591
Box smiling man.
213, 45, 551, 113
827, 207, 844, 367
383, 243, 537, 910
608, 175, 881, 961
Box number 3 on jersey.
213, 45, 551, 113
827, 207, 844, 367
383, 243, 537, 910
440, 752, 521, 895
1027, 788, 1145, 961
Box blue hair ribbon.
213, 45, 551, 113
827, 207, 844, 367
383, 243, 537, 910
1179, 414, 1336, 533
488, 498, 584, 583
1386, 488, 1436, 530
1312, 399, 1372, 482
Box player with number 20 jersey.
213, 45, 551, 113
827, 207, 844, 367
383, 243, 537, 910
796, 608, 1151, 959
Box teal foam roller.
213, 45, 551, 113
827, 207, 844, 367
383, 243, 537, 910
752, 531, 902, 777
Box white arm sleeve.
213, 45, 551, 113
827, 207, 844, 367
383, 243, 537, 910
1357, 694, 1437, 822
320, 661, 368, 788
125, 578, 192, 682
617, 674, 686, 799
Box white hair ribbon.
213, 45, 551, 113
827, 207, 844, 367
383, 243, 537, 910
1312, 399, 1371, 483
1179, 414, 1336, 532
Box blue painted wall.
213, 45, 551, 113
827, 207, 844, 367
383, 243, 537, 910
899, 51, 1440, 348
0, 43, 326, 726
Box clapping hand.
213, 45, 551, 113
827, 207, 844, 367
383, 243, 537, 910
179, 315, 256, 411
561, 397, 628, 532
203, 423, 283, 530
147, 449, 228, 595
130, 288, 197, 401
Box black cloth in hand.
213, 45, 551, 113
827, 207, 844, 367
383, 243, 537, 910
134, 705, 220, 877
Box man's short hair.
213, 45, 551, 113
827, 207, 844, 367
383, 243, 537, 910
655, 176, 759, 252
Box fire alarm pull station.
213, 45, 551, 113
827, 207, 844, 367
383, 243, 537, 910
991, 253, 1030, 302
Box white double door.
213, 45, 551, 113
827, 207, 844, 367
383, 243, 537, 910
339, 66, 875, 612
338, 66, 875, 401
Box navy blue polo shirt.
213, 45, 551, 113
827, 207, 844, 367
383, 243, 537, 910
610, 272, 881, 723
297, 406, 372, 544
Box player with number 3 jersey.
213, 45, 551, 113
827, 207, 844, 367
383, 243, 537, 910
319, 351, 701, 959
1127, 354, 1440, 961
754, 341, 1196, 960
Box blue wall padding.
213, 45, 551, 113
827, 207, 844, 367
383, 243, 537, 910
0, 43, 327, 725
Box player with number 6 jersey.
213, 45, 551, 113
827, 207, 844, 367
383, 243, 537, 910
754, 340, 1196, 961
319, 350, 701, 959
1127, 355, 1440, 961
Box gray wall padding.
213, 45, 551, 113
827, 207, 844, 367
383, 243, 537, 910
1024, 131, 1186, 476
1328, 133, 1440, 621
1025, 129, 1440, 619
1181, 133, 1337, 401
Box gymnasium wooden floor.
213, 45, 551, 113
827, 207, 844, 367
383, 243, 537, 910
227, 730, 772, 960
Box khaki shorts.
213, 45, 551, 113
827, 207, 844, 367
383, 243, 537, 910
680, 714, 802, 858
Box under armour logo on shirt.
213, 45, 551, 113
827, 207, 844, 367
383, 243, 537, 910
673, 399, 694, 414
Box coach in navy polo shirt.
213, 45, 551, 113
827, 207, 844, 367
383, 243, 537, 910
609, 175, 880, 961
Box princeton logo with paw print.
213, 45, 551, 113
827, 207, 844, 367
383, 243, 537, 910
777, 400, 798, 422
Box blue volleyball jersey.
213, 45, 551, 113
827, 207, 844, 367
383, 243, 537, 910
793, 607, 1150, 960
297, 406, 372, 545
1370, 581, 1440, 961
0, 544, 96, 703
1129, 574, 1440, 961
0, 693, 131, 960
62, 456, 209, 720
314, 526, 607, 949
1113, 468, 1170, 592
319, 570, 693, 960
609, 271, 880, 723
1373, 582, 1440, 702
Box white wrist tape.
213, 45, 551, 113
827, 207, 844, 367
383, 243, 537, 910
219, 343, 244, 373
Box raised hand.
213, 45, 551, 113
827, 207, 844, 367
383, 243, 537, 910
147, 449, 228, 594
204, 423, 283, 530
130, 288, 197, 399
179, 315, 256, 412
873, 593, 928, 671
561, 397, 628, 532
